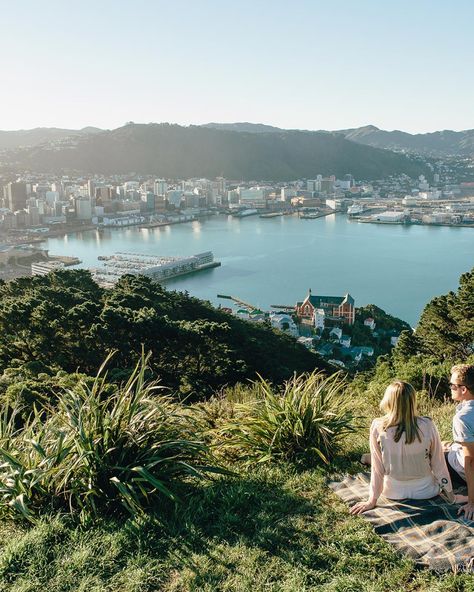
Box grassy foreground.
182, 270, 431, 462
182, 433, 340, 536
1, 458, 474, 591
0, 370, 473, 591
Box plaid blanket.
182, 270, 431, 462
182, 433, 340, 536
329, 473, 474, 572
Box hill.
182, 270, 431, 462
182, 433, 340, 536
0, 126, 102, 150
202, 122, 285, 133
3, 122, 429, 180
336, 124, 474, 156
0, 269, 330, 399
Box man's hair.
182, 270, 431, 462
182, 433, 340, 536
451, 364, 474, 392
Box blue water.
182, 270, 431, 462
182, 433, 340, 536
44, 214, 474, 326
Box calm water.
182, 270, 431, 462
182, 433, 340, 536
44, 214, 474, 326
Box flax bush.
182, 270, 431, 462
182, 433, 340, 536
219, 372, 357, 465
0, 355, 225, 523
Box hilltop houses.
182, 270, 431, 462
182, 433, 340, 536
296, 289, 355, 326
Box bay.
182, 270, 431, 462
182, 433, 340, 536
44, 214, 474, 326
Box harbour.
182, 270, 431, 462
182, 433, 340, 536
43, 212, 474, 326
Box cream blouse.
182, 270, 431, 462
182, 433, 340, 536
369, 416, 453, 501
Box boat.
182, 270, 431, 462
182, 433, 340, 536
300, 212, 321, 219
234, 209, 259, 218
347, 204, 365, 216
259, 212, 284, 218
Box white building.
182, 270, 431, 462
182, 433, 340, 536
371, 211, 405, 223
329, 327, 343, 340
314, 308, 326, 330
269, 312, 298, 337
239, 187, 271, 202
280, 187, 297, 201
364, 318, 376, 331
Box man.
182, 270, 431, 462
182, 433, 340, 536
445, 364, 474, 519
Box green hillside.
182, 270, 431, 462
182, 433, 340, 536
7, 123, 429, 180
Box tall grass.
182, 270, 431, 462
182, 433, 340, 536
219, 372, 357, 465
0, 354, 225, 523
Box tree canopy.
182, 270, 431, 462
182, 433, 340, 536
0, 270, 329, 399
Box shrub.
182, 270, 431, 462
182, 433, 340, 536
219, 372, 357, 465
0, 354, 226, 523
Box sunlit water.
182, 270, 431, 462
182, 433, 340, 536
44, 214, 474, 326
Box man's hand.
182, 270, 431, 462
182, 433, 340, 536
350, 500, 376, 515
458, 502, 474, 520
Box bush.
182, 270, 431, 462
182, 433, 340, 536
219, 372, 357, 465
0, 354, 226, 523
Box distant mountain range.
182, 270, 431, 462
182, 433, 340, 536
2, 123, 473, 158
204, 122, 474, 156
1, 123, 429, 181
335, 125, 474, 156
0, 127, 102, 151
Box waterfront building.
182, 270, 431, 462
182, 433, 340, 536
75, 197, 93, 220
238, 186, 271, 205
91, 251, 220, 287
281, 187, 297, 201
307, 179, 321, 192
320, 178, 335, 195
296, 290, 355, 325
31, 260, 65, 276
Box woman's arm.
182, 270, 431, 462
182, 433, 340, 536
350, 420, 384, 515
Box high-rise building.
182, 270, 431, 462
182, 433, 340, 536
154, 179, 168, 196
5, 182, 27, 212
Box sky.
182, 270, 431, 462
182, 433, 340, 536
1, 0, 473, 133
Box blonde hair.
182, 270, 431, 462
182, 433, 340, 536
379, 381, 421, 444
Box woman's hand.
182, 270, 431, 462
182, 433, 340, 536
454, 494, 469, 504
350, 500, 376, 515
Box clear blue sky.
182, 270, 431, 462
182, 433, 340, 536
1, 0, 473, 133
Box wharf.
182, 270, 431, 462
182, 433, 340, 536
298, 209, 335, 219
139, 217, 196, 229
357, 218, 474, 228
49, 255, 82, 266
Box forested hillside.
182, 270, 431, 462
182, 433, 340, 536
0, 270, 328, 400
5, 123, 429, 180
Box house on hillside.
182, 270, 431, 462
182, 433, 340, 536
296, 289, 355, 325
364, 317, 376, 331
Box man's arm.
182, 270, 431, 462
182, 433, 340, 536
458, 442, 474, 520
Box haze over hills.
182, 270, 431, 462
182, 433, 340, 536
335, 125, 474, 156
3, 123, 428, 181
0, 127, 102, 151
2, 122, 473, 158
204, 122, 474, 156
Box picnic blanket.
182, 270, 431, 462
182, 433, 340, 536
329, 472, 474, 572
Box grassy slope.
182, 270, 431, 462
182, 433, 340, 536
0, 398, 472, 591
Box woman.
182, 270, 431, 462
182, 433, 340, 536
350, 380, 454, 514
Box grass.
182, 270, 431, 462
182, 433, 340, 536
0, 456, 474, 591
0, 369, 471, 590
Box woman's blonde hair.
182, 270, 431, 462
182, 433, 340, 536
379, 380, 421, 444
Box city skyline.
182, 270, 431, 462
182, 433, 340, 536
1, 0, 473, 133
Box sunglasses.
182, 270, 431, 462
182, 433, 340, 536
449, 383, 466, 389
